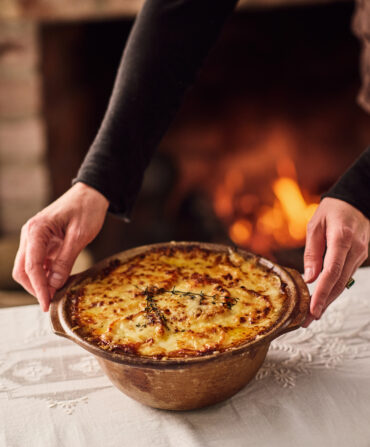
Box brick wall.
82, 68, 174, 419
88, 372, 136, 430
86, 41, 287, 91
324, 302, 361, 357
0, 21, 49, 235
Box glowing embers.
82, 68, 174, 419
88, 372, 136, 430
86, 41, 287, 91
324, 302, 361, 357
213, 156, 319, 255
229, 219, 252, 246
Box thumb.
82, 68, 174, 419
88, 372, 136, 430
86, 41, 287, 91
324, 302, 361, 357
48, 230, 81, 289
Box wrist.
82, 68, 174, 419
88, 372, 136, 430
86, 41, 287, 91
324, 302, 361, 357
73, 181, 109, 212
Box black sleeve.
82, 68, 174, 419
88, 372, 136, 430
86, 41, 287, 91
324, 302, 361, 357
321, 147, 370, 219
73, 0, 238, 220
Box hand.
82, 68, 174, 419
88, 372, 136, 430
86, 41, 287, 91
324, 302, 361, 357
12, 182, 109, 312
303, 197, 369, 327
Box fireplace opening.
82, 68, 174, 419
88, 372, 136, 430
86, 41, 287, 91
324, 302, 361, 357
40, 1, 370, 271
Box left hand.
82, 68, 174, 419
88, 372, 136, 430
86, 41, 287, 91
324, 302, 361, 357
303, 197, 369, 327
12, 183, 109, 312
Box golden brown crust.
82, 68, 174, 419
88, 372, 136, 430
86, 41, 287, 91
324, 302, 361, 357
67, 245, 289, 359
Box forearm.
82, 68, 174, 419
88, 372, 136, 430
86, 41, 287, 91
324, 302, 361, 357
74, 0, 238, 219
321, 147, 370, 219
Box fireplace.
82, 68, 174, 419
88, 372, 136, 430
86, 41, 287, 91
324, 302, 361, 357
1, 0, 369, 277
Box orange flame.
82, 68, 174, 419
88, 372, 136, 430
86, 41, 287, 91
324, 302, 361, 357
214, 156, 319, 254
257, 156, 319, 248
272, 176, 317, 241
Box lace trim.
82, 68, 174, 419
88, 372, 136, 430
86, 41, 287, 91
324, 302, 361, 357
256, 294, 370, 388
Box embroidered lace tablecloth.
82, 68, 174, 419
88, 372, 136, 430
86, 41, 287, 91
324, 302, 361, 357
1, 267, 369, 447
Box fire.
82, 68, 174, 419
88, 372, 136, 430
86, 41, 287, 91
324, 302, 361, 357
229, 219, 252, 245
259, 176, 318, 245
213, 157, 319, 255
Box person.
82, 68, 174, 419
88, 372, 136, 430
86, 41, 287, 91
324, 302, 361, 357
12, 0, 370, 326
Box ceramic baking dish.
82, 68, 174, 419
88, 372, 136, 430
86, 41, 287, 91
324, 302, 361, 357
50, 241, 310, 410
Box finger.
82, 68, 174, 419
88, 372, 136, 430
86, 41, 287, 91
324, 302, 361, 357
302, 314, 315, 328
310, 226, 353, 319
14, 249, 36, 297
43, 260, 56, 298
324, 249, 366, 312
45, 234, 64, 261
304, 220, 326, 283
25, 224, 50, 312
48, 226, 81, 290
303, 247, 365, 327
48, 286, 56, 300
12, 226, 36, 296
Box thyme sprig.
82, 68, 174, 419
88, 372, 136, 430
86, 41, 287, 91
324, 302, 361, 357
135, 285, 239, 310
142, 286, 169, 330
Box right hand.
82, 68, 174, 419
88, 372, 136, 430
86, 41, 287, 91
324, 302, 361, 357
12, 182, 109, 312
302, 197, 369, 327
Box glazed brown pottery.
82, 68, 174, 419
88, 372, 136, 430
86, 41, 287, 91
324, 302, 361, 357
50, 241, 310, 410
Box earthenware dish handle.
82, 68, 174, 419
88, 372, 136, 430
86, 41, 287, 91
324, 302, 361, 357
276, 267, 310, 336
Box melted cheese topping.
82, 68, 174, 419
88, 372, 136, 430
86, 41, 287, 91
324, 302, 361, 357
68, 246, 288, 358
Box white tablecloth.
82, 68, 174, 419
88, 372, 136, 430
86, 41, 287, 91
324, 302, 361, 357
1, 268, 370, 447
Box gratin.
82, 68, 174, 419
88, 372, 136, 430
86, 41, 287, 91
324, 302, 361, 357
67, 245, 288, 359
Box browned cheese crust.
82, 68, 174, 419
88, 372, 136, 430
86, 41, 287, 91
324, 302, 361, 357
67, 246, 289, 359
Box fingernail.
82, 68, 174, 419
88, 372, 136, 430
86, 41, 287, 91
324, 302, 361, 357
314, 304, 323, 319
304, 268, 313, 282
48, 286, 56, 300
302, 315, 314, 328
49, 272, 64, 288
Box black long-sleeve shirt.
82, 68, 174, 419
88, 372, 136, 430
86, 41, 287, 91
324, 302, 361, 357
322, 147, 370, 218
73, 0, 370, 221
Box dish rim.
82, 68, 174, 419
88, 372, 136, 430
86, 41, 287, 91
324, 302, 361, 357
49, 241, 310, 369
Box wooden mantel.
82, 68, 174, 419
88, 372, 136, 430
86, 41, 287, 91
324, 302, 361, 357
0, 0, 351, 22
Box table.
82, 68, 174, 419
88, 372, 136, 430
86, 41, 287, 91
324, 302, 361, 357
1, 267, 370, 447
